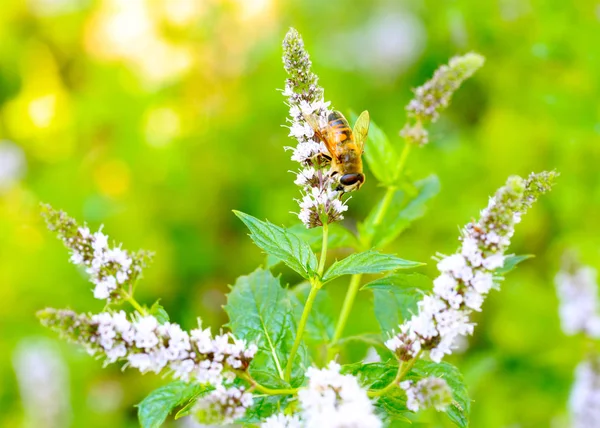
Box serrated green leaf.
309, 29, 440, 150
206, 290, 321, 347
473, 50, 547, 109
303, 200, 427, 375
363, 273, 432, 334
137, 381, 207, 428
407, 360, 470, 428
289, 282, 334, 362
362, 118, 400, 186
322, 250, 423, 283
174, 386, 214, 420
267, 224, 359, 269
148, 300, 170, 324
233, 211, 317, 278
224, 268, 309, 388
359, 175, 440, 249
496, 254, 534, 275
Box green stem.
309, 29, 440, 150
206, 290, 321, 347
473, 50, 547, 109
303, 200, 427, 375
371, 186, 395, 228
285, 282, 320, 381
238, 371, 299, 395
394, 142, 412, 182
327, 273, 362, 360
285, 223, 328, 381
367, 351, 422, 397
121, 290, 148, 316
317, 221, 329, 276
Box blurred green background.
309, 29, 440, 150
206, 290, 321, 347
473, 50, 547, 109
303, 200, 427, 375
1, 0, 599, 426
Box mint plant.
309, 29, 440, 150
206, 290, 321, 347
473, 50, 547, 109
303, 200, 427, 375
38, 28, 556, 427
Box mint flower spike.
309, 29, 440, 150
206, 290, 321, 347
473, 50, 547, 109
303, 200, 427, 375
570, 356, 600, 428
37, 308, 257, 384
401, 52, 485, 146
401, 377, 453, 412
40, 203, 152, 301
385, 171, 556, 363
282, 28, 347, 228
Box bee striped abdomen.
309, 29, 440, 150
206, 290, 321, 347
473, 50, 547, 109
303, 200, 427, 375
328, 111, 352, 143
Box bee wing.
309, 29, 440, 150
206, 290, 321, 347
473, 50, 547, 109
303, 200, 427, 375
303, 113, 340, 161
352, 110, 370, 154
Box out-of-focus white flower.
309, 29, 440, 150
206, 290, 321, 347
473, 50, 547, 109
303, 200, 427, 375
401, 377, 452, 412
297, 361, 381, 428
13, 339, 71, 428
261, 413, 303, 428
400, 53, 485, 146
555, 260, 600, 338
570, 358, 600, 428
194, 386, 253, 425
0, 140, 26, 192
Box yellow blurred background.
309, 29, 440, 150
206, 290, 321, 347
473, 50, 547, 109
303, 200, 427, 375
1, 0, 600, 426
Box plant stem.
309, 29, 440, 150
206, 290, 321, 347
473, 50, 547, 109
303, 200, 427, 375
367, 351, 422, 397
394, 142, 412, 182
317, 221, 329, 276
371, 186, 395, 228
285, 281, 320, 381
327, 273, 362, 360
238, 371, 299, 395
285, 223, 328, 381
121, 290, 148, 316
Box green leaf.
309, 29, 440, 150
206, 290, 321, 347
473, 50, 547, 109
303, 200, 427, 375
496, 254, 534, 275
362, 119, 400, 186
407, 360, 471, 428
363, 273, 432, 334
224, 268, 309, 388
360, 175, 440, 249
148, 300, 170, 324
322, 250, 423, 283
137, 381, 208, 428
237, 395, 292, 423
233, 211, 317, 278
267, 224, 360, 269
342, 361, 411, 422
289, 282, 334, 361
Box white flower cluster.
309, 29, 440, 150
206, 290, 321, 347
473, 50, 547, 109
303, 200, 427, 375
194, 385, 253, 425
261, 413, 303, 428
39, 309, 257, 386
385, 174, 556, 363
570, 358, 600, 428
555, 262, 600, 338
283, 28, 348, 228
400, 377, 452, 412
41, 204, 150, 301
71, 226, 138, 299
296, 361, 382, 428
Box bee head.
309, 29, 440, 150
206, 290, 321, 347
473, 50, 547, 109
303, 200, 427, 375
336, 173, 365, 193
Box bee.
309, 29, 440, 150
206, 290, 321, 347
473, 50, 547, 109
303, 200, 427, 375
304, 110, 370, 193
